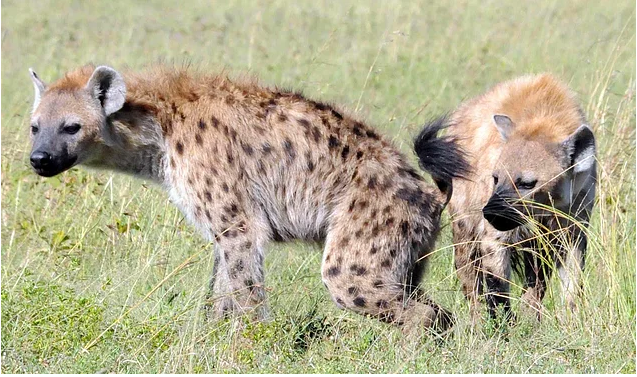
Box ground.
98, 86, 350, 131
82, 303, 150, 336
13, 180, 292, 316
1, 0, 635, 373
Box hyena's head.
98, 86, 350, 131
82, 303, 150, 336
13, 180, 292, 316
28, 66, 126, 177
482, 114, 596, 231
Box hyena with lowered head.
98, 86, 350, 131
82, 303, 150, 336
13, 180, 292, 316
27, 64, 468, 332
415, 74, 596, 322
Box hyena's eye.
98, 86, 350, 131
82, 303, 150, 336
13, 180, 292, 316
62, 123, 81, 135
31, 125, 39, 134
516, 179, 537, 190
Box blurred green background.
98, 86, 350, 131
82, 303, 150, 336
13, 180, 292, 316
1, 0, 635, 373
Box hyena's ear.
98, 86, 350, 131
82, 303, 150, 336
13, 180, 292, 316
28, 68, 46, 112
493, 114, 515, 140
85, 66, 126, 116
562, 124, 596, 174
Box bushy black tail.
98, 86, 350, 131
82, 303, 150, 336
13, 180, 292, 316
414, 115, 470, 202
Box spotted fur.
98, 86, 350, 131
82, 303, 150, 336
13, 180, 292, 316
27, 64, 465, 332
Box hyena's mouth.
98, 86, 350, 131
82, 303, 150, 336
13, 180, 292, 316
31, 155, 77, 177
482, 194, 526, 231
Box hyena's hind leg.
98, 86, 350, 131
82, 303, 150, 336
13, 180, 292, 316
320, 220, 453, 334
205, 207, 270, 321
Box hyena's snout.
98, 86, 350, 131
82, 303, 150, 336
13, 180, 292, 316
482, 189, 525, 231
29, 143, 77, 177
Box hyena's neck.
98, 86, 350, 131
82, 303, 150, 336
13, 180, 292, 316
91, 102, 167, 183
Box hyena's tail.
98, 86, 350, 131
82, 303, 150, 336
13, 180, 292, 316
414, 114, 470, 205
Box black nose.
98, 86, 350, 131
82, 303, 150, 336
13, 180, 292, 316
30, 151, 51, 168
483, 193, 525, 231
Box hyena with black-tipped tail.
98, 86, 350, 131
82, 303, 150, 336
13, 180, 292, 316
27, 64, 468, 332
415, 74, 596, 322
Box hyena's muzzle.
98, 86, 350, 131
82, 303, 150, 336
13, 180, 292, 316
30, 128, 78, 177
482, 185, 526, 232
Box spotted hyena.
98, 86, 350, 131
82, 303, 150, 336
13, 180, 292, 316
415, 74, 596, 322
27, 64, 468, 332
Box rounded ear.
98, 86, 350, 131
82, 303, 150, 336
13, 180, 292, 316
29, 68, 46, 112
85, 66, 127, 116
561, 124, 596, 174
493, 114, 515, 140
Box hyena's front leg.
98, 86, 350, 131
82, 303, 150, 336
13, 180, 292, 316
453, 240, 483, 324
481, 240, 513, 322
520, 247, 552, 320
205, 214, 269, 321
557, 229, 586, 312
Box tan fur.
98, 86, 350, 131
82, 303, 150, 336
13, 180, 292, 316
444, 74, 596, 322
29, 64, 455, 332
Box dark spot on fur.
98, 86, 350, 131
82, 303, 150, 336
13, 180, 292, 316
327, 266, 341, 277
314, 102, 329, 111
298, 118, 310, 128
400, 221, 409, 236
222, 183, 229, 192
244, 279, 254, 287
235, 260, 244, 272
385, 217, 395, 226
328, 135, 340, 149
170, 158, 176, 168
331, 109, 343, 120
348, 200, 356, 212
368, 176, 377, 189
354, 229, 363, 238
175, 141, 184, 155
395, 187, 422, 205
371, 225, 379, 237
244, 241, 252, 249
226, 230, 237, 238
339, 237, 350, 247
211, 116, 219, 128
373, 280, 383, 289
341, 145, 350, 160
198, 119, 207, 130
241, 143, 254, 156
307, 155, 315, 172
350, 264, 367, 276
262, 142, 273, 154
278, 113, 288, 122
226, 151, 234, 165
312, 127, 321, 142
352, 125, 363, 137
376, 300, 389, 309
381, 259, 392, 268
389, 249, 397, 258
359, 200, 368, 210
336, 298, 345, 307
353, 297, 366, 307
356, 151, 364, 159
347, 286, 359, 296
195, 134, 203, 145
383, 206, 391, 214
205, 209, 212, 220
370, 246, 378, 255
204, 191, 212, 201
366, 130, 379, 139
283, 138, 296, 160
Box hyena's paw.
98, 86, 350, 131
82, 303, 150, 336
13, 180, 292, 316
520, 288, 545, 321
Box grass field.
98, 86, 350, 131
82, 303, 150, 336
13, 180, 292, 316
1, 0, 635, 373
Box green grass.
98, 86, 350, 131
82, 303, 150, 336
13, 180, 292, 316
1, 0, 635, 373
